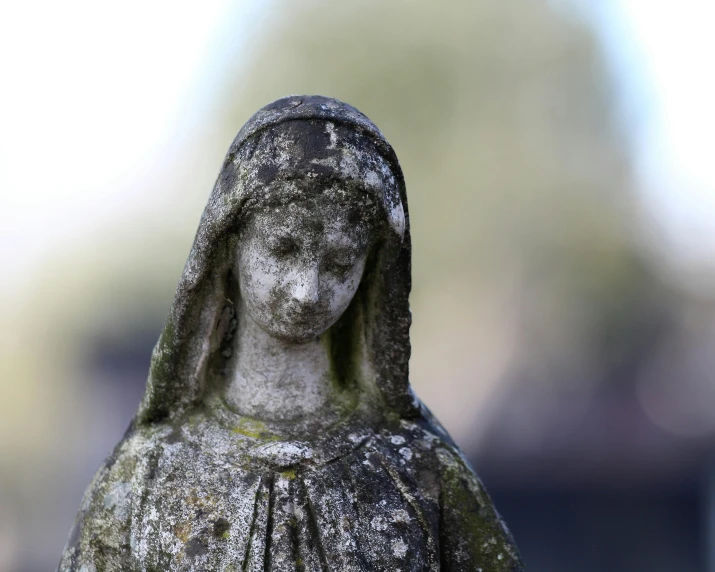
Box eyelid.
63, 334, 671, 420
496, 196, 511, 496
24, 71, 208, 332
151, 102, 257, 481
331, 247, 360, 261
330, 257, 354, 269
268, 236, 298, 254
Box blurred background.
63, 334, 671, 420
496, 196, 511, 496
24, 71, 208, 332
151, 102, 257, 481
1, 0, 714, 570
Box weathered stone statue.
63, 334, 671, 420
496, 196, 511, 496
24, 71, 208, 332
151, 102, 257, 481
59, 96, 523, 571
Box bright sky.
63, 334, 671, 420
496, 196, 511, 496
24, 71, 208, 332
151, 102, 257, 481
588, 0, 715, 281
1, 0, 714, 294
0, 0, 251, 288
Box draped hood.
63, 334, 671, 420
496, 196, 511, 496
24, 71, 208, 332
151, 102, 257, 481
136, 95, 420, 425
59, 96, 524, 572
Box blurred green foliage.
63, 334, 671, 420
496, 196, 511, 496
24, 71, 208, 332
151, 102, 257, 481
214, 0, 663, 399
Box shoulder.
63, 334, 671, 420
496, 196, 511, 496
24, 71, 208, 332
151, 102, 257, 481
384, 409, 524, 570
431, 434, 524, 570
57, 424, 164, 571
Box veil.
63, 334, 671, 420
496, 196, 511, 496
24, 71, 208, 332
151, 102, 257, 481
136, 95, 421, 426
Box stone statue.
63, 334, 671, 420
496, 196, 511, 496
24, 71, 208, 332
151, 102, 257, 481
59, 96, 523, 571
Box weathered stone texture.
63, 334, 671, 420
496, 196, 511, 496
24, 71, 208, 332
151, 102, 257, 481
59, 95, 523, 571
60, 402, 521, 570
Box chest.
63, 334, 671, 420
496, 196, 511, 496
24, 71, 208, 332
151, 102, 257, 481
130, 444, 441, 571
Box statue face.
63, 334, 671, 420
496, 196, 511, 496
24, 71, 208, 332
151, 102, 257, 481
237, 193, 374, 344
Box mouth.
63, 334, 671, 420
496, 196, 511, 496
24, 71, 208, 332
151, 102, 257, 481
285, 301, 321, 319
282, 304, 331, 331
287, 312, 322, 328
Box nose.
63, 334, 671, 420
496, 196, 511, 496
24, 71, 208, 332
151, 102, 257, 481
290, 264, 320, 304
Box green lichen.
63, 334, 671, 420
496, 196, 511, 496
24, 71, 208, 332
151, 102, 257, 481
231, 418, 279, 441
438, 447, 522, 569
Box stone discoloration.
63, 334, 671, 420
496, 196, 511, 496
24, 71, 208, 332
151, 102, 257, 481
60, 409, 521, 570
59, 96, 523, 570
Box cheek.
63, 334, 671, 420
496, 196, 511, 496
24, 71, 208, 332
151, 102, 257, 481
239, 248, 284, 307
323, 262, 365, 316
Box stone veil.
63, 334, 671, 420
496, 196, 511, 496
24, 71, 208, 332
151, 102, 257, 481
58, 95, 524, 571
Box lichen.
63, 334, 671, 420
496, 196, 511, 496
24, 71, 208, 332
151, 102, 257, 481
231, 418, 278, 441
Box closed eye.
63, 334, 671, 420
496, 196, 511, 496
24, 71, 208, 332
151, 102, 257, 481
326, 260, 352, 273
323, 250, 357, 276
269, 236, 298, 257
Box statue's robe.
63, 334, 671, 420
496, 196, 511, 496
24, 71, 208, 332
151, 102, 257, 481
59, 399, 522, 571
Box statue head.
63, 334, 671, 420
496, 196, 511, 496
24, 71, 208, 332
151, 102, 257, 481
236, 187, 375, 344
137, 96, 418, 424
233, 118, 402, 344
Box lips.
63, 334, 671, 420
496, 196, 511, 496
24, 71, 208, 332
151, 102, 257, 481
286, 309, 323, 326
283, 303, 330, 329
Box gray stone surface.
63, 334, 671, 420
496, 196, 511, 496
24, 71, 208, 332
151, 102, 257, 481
58, 95, 523, 571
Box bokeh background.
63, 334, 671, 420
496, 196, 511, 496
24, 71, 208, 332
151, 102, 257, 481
2, 1, 715, 570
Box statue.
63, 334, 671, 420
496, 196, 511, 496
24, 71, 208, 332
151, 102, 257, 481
59, 96, 523, 571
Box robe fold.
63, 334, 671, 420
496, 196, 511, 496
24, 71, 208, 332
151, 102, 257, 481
59, 399, 522, 571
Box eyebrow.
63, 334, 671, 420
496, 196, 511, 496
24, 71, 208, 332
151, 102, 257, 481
323, 229, 364, 247
266, 232, 296, 244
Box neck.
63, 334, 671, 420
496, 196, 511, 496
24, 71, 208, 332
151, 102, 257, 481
224, 300, 336, 422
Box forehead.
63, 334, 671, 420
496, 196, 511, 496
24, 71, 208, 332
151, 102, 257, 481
251, 193, 375, 235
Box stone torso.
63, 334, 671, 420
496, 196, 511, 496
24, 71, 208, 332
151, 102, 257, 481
59, 396, 521, 571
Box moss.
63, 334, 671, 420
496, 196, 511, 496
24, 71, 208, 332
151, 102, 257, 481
113, 453, 138, 482
174, 521, 191, 543
231, 418, 280, 441
281, 468, 297, 479
148, 321, 175, 381
439, 447, 521, 569
213, 517, 231, 539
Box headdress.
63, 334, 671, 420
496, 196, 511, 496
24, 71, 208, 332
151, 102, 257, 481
137, 95, 418, 424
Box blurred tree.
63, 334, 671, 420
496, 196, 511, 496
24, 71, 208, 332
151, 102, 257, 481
212, 0, 654, 441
